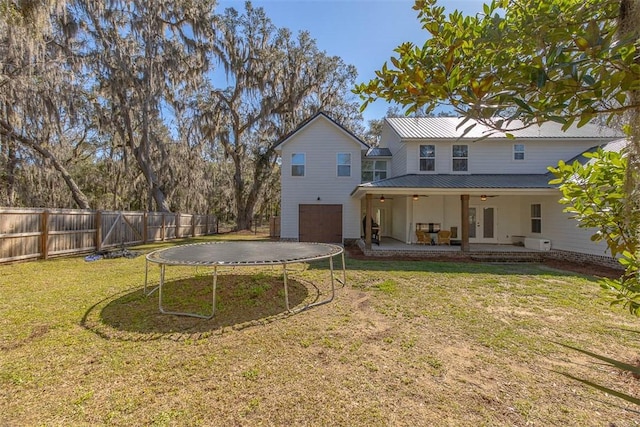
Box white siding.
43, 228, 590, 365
380, 125, 408, 177
279, 116, 364, 242
403, 139, 602, 174
533, 196, 611, 256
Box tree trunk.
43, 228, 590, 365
4, 139, 17, 206
619, 0, 640, 235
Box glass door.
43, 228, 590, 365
469, 206, 497, 243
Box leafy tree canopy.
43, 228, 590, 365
355, 0, 639, 132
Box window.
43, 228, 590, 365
362, 160, 387, 182
291, 153, 305, 176
514, 144, 525, 160
337, 153, 351, 177
531, 203, 542, 233
419, 145, 435, 171
452, 144, 468, 171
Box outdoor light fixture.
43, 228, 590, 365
380, 195, 385, 203
412, 195, 419, 201
480, 195, 487, 201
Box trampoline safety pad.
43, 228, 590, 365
144, 241, 346, 319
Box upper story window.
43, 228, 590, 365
531, 203, 542, 233
452, 144, 468, 172
291, 153, 305, 177
419, 145, 435, 171
514, 144, 525, 160
362, 160, 387, 182
337, 153, 351, 177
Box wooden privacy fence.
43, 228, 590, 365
0, 208, 217, 264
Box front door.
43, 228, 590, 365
468, 206, 497, 243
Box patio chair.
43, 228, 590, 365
437, 230, 451, 245
416, 230, 430, 245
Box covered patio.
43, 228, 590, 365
353, 174, 560, 255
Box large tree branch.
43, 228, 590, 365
0, 118, 91, 209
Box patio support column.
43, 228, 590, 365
460, 194, 470, 252
365, 194, 372, 250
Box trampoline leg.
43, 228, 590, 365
327, 255, 336, 302
283, 263, 291, 312
336, 252, 346, 286
158, 264, 216, 320
297, 255, 337, 313
211, 265, 218, 318
144, 258, 159, 296
158, 264, 166, 312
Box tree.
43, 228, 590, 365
201, 2, 362, 230
0, 0, 93, 208
71, 0, 216, 212
355, 0, 640, 309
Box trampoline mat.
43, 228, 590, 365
146, 241, 343, 266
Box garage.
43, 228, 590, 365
298, 204, 342, 243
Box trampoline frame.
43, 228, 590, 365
144, 241, 346, 319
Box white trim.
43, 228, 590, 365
451, 143, 469, 173
337, 152, 352, 177
291, 152, 306, 177
513, 143, 525, 161
418, 144, 436, 172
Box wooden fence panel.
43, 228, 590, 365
99, 211, 145, 248
47, 210, 96, 257
0, 208, 216, 264
0, 209, 42, 262
164, 214, 177, 240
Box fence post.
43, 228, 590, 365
161, 213, 166, 241
175, 213, 180, 239
191, 214, 196, 237
41, 210, 49, 260
143, 211, 148, 243
95, 210, 102, 252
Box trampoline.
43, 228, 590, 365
144, 241, 346, 319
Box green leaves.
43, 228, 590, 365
354, 0, 637, 128
549, 148, 640, 315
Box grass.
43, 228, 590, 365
2, 233, 640, 425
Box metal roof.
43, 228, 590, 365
561, 138, 628, 166
385, 117, 623, 140
365, 147, 392, 157
357, 173, 554, 190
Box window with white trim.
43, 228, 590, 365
531, 203, 542, 233
514, 144, 525, 160
291, 153, 305, 177
362, 160, 387, 182
419, 145, 435, 171
337, 153, 351, 177
452, 144, 468, 171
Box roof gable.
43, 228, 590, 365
274, 111, 369, 151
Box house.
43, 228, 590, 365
274, 112, 624, 268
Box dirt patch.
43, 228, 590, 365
0, 324, 50, 351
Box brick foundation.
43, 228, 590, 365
546, 249, 622, 270
355, 239, 623, 270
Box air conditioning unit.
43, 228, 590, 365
524, 237, 551, 251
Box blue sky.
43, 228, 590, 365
216, 0, 483, 123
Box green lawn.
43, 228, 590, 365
1, 234, 639, 426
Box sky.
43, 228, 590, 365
215, 0, 483, 124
